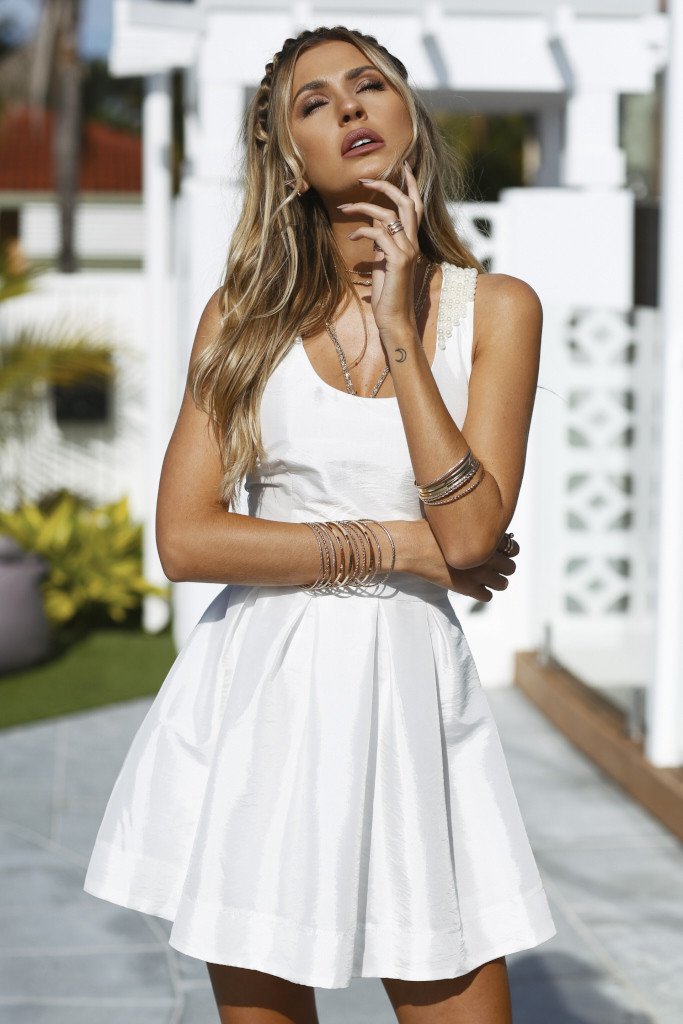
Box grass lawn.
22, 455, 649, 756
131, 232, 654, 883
0, 627, 177, 729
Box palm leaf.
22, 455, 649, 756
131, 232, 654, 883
0, 329, 115, 400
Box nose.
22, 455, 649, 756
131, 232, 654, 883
338, 93, 367, 124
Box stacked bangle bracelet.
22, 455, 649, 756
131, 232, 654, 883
300, 518, 396, 592
415, 448, 485, 506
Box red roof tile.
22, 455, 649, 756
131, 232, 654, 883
0, 104, 141, 193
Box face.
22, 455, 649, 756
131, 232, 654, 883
288, 40, 414, 200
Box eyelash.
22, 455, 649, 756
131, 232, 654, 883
301, 79, 385, 117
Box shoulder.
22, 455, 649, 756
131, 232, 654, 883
473, 272, 542, 322
189, 288, 224, 365
471, 272, 542, 361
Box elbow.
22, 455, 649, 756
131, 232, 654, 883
443, 525, 502, 571
157, 530, 189, 583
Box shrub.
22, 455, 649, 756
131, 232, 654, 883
0, 491, 169, 627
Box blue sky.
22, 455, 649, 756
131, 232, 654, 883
1, 0, 112, 58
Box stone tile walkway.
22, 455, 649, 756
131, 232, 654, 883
0, 686, 681, 1023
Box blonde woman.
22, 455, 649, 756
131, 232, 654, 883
84, 25, 556, 1024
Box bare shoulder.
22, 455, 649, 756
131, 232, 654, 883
474, 271, 542, 319
189, 287, 224, 365
473, 272, 542, 361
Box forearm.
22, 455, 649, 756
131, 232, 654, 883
158, 510, 413, 586
385, 327, 504, 567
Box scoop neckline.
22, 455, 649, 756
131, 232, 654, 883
295, 261, 449, 404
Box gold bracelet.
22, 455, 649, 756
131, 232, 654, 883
349, 518, 378, 585
415, 448, 471, 490
366, 520, 397, 585
357, 519, 384, 583
298, 517, 393, 591
352, 520, 377, 586
422, 466, 486, 505
338, 520, 365, 585
329, 520, 356, 587
419, 458, 481, 504
318, 521, 343, 588
416, 451, 478, 500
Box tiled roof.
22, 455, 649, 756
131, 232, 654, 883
0, 105, 142, 193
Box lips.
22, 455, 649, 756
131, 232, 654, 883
341, 127, 385, 157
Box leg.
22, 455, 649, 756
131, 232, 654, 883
206, 963, 320, 1024
381, 957, 513, 1024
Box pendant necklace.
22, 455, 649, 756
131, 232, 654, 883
326, 259, 434, 398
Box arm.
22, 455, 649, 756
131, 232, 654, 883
156, 292, 415, 585
389, 273, 542, 570
342, 170, 542, 572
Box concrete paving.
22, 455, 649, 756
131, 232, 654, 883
0, 685, 681, 1023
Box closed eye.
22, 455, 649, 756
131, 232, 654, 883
301, 79, 385, 117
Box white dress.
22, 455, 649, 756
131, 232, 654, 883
83, 263, 557, 988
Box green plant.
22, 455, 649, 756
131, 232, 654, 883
0, 330, 115, 404
0, 491, 168, 626
0, 328, 120, 504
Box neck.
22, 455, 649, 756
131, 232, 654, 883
324, 185, 397, 279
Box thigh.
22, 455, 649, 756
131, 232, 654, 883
381, 957, 512, 1024
206, 963, 320, 1024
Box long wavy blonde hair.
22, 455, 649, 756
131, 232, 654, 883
188, 25, 484, 511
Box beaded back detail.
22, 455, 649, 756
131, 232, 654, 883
436, 265, 478, 350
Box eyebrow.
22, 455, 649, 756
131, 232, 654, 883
292, 65, 379, 105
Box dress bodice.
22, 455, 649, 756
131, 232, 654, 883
245, 263, 478, 523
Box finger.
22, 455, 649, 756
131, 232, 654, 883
494, 538, 520, 558
487, 552, 517, 575
337, 202, 404, 226
358, 178, 418, 246
402, 161, 424, 222
347, 224, 414, 260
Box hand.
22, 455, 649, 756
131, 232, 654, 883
338, 161, 424, 339
394, 519, 520, 601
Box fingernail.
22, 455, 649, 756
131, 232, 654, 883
358, 178, 374, 183
337, 203, 352, 209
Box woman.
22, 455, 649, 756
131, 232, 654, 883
84, 25, 556, 1023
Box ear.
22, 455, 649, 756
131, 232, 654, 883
285, 176, 309, 196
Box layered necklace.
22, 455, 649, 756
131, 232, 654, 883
325, 256, 435, 398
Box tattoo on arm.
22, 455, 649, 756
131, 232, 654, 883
394, 348, 407, 363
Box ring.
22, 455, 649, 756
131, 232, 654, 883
497, 532, 515, 555
386, 220, 404, 236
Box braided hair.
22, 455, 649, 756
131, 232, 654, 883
252, 27, 409, 157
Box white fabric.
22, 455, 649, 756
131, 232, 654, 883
83, 263, 556, 988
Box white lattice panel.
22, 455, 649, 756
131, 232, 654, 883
532, 305, 661, 686
449, 201, 506, 273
